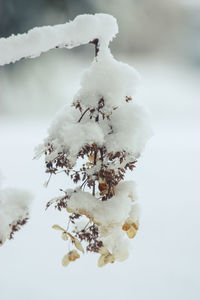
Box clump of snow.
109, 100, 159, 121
67, 181, 139, 259
0, 13, 118, 66
39, 66, 151, 164
74, 50, 140, 111
34, 13, 152, 167
0, 188, 32, 244
105, 103, 153, 155
67, 181, 137, 225
43, 108, 104, 165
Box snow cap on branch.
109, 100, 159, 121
74, 51, 141, 110
0, 13, 118, 66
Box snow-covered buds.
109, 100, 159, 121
0, 188, 32, 246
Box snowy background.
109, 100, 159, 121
0, 1, 200, 300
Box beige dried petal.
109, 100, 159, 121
88, 154, 94, 163
52, 224, 65, 231
68, 250, 80, 261
99, 247, 109, 255
133, 220, 139, 230
127, 226, 137, 239
62, 232, 68, 241
98, 254, 106, 267
98, 253, 115, 267
122, 218, 139, 232
122, 223, 131, 231
74, 238, 84, 254
99, 247, 110, 255
104, 254, 115, 264
66, 206, 74, 213
62, 254, 70, 267
0, 237, 6, 246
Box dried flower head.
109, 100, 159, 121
35, 14, 152, 268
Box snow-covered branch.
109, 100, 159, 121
0, 14, 118, 66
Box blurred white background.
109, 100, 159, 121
0, 1, 200, 299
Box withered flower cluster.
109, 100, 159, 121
37, 35, 151, 267
44, 93, 139, 267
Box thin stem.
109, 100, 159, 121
66, 219, 70, 232
90, 38, 99, 57
80, 178, 88, 189
83, 221, 90, 231
94, 150, 97, 165
100, 147, 104, 166
92, 181, 95, 196
78, 108, 90, 123
44, 173, 52, 187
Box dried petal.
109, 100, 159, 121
68, 250, 80, 261
88, 154, 94, 163
98, 252, 115, 267
74, 238, 84, 253
0, 237, 6, 246
66, 206, 74, 213
62, 232, 68, 240
52, 224, 65, 231
127, 226, 137, 239
122, 223, 131, 231
104, 254, 115, 264
133, 220, 139, 230
99, 247, 109, 255
62, 254, 70, 267
98, 255, 106, 267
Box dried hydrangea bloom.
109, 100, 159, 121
33, 14, 152, 267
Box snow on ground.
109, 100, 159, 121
0, 55, 200, 300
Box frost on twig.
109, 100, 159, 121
32, 13, 153, 267
0, 188, 32, 246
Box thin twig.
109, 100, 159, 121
80, 178, 88, 189
78, 108, 90, 123
90, 38, 99, 57
92, 181, 95, 196
66, 219, 70, 232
